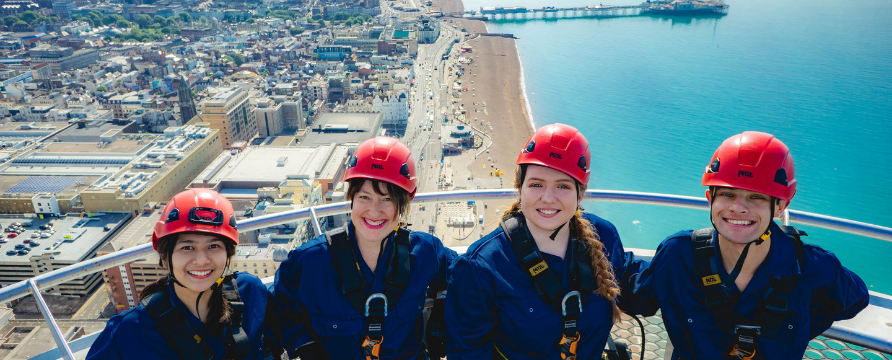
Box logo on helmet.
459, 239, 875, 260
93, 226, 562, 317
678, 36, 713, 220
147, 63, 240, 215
738, 171, 753, 178
549, 152, 562, 160
371, 164, 384, 170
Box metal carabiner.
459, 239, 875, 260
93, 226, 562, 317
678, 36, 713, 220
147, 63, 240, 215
561, 291, 583, 316
436, 290, 447, 300
365, 293, 388, 317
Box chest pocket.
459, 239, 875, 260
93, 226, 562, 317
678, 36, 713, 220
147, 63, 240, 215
496, 296, 557, 355
311, 314, 363, 337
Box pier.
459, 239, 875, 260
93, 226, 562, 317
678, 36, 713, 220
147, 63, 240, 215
442, 1, 728, 21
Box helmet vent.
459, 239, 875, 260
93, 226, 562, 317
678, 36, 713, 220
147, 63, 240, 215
400, 163, 411, 179
165, 208, 179, 223
523, 140, 536, 153
774, 168, 788, 186
577, 155, 587, 172
709, 158, 720, 173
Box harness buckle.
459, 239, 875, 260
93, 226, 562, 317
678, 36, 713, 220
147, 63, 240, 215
362, 336, 383, 360
558, 332, 580, 360
730, 325, 760, 360
561, 291, 582, 316
365, 293, 388, 317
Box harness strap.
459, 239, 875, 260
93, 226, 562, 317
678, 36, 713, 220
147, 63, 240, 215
500, 212, 596, 359
500, 214, 564, 313
219, 276, 250, 359
327, 225, 368, 313
327, 223, 414, 360
142, 287, 215, 360
690, 225, 807, 354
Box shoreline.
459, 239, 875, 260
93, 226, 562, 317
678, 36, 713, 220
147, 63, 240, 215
515, 41, 536, 131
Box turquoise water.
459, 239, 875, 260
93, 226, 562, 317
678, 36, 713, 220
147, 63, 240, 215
464, 0, 892, 292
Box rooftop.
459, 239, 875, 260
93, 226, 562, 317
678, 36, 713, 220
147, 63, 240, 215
301, 112, 384, 146
207, 145, 347, 185
0, 213, 130, 263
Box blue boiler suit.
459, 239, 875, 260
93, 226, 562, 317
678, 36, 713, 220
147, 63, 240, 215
86, 272, 273, 360
270, 222, 457, 359
444, 213, 645, 360
630, 222, 869, 360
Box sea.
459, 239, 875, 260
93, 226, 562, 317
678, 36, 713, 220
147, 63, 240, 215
461, 0, 892, 293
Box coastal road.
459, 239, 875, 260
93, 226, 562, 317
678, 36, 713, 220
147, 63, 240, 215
404, 22, 462, 229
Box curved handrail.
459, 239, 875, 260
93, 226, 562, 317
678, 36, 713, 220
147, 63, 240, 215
3, 189, 891, 356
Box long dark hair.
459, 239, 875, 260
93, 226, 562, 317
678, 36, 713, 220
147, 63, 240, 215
504, 165, 621, 321
138, 233, 237, 335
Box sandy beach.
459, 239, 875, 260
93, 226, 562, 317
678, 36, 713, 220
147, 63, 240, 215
426, 0, 535, 237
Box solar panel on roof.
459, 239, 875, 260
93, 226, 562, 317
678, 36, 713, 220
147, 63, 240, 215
4, 176, 86, 194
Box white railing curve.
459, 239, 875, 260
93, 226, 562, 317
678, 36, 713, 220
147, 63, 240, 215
2, 189, 890, 359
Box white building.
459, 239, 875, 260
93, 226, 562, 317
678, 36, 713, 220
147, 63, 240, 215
372, 92, 409, 134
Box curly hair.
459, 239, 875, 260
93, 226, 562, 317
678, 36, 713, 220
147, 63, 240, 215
503, 165, 621, 321
138, 233, 237, 336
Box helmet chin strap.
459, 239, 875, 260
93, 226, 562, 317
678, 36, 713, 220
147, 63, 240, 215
708, 187, 775, 290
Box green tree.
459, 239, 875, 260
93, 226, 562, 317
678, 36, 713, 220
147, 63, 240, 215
231, 53, 245, 66
20, 11, 39, 24
102, 15, 115, 26
289, 27, 304, 36
311, 14, 322, 21
345, 19, 354, 26
310, 53, 320, 60
153, 15, 165, 26
2, 16, 16, 27
136, 15, 152, 28
260, 69, 269, 76
333, 12, 350, 21
246, 18, 255, 24
96, 86, 107, 91
89, 11, 102, 24
116, 20, 131, 28
199, 16, 207, 24
116, 79, 123, 86
178, 12, 192, 24
83, 18, 95, 28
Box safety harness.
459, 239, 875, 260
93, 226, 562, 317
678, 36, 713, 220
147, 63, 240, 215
141, 274, 251, 360
691, 224, 806, 360
326, 223, 412, 360
500, 213, 595, 360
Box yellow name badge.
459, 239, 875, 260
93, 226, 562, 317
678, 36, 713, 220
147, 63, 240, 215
702, 274, 722, 286
529, 261, 549, 276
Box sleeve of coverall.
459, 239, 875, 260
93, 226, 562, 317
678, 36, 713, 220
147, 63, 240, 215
628, 238, 680, 318
601, 220, 651, 316
808, 250, 870, 338
428, 235, 458, 295
269, 249, 316, 357
445, 256, 495, 360
84, 320, 125, 360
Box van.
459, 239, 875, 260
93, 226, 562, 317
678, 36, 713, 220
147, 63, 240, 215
479, 215, 484, 224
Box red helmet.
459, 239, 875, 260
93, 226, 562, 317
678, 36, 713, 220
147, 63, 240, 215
702, 131, 796, 201
516, 123, 591, 185
152, 189, 239, 250
343, 136, 418, 199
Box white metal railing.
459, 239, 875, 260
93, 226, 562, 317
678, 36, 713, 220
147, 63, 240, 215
4, 189, 891, 359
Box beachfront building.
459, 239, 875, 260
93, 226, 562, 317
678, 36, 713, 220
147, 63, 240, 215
372, 91, 410, 135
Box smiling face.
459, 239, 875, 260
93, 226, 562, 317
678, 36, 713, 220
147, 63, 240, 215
710, 187, 787, 244
168, 233, 229, 296
519, 165, 581, 235
350, 180, 401, 244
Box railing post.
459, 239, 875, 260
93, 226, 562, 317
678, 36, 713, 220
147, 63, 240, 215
783, 208, 791, 226
309, 206, 323, 238
28, 280, 75, 360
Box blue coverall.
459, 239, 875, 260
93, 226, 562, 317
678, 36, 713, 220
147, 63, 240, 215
271, 222, 457, 359
445, 212, 644, 360
630, 222, 870, 360
86, 272, 272, 360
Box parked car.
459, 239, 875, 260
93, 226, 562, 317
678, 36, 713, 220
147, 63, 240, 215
8, 233, 18, 238
6, 250, 16, 256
